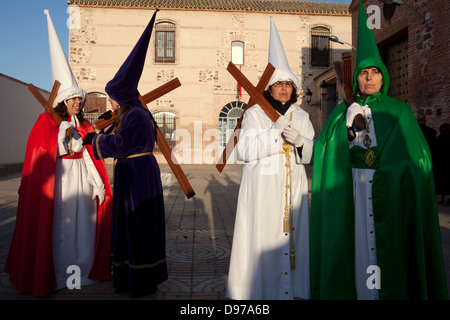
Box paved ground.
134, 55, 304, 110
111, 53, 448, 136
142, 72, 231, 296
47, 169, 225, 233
0, 163, 449, 301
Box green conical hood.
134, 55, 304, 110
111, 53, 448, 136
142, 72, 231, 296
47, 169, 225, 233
353, 0, 390, 95
355, 0, 381, 66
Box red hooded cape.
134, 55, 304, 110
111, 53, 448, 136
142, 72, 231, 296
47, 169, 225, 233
4, 113, 113, 296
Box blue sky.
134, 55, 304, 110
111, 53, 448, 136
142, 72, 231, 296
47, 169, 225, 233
0, 0, 352, 92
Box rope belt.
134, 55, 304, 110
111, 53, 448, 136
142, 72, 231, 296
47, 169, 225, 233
278, 113, 295, 270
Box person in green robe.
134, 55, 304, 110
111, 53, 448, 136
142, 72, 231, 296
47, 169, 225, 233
310, 0, 448, 300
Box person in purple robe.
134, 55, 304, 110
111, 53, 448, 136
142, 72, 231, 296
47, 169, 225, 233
83, 9, 168, 298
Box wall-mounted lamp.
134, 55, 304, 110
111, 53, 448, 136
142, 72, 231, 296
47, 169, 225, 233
305, 88, 313, 106
320, 81, 328, 97
305, 88, 321, 109
329, 35, 356, 50
378, 0, 429, 24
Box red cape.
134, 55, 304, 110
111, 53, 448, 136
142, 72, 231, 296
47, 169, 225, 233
4, 113, 113, 296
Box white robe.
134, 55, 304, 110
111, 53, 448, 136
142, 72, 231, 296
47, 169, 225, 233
52, 117, 103, 290
349, 105, 379, 300
227, 103, 315, 300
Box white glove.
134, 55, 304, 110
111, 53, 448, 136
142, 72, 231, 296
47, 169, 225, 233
283, 126, 304, 147
346, 102, 364, 128
273, 116, 291, 131
58, 121, 72, 141
92, 186, 105, 205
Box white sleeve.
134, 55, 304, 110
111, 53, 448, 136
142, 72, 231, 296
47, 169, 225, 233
292, 111, 315, 164
236, 107, 281, 162
82, 148, 104, 189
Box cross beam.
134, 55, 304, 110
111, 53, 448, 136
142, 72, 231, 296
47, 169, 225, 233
28, 80, 73, 137
215, 63, 275, 172
95, 78, 182, 131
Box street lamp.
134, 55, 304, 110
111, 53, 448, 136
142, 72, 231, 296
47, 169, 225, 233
378, 0, 429, 24
329, 35, 356, 50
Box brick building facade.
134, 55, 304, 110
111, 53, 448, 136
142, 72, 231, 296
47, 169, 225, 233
350, 0, 450, 133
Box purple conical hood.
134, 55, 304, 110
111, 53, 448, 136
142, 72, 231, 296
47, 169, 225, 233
105, 9, 159, 108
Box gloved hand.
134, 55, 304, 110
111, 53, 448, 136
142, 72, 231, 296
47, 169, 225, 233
92, 186, 105, 205
273, 116, 291, 132
283, 126, 304, 147
58, 121, 72, 141
83, 132, 96, 146
98, 110, 113, 120
346, 102, 365, 128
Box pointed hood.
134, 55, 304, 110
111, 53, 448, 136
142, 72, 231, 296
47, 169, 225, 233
265, 17, 300, 94
353, 0, 390, 95
44, 9, 86, 108
105, 9, 159, 108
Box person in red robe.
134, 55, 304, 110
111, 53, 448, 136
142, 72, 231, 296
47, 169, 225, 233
4, 9, 113, 297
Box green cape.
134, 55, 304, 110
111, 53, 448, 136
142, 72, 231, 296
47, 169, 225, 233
310, 77, 448, 300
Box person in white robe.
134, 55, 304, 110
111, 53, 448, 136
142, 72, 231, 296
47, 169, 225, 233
52, 95, 106, 290
226, 17, 315, 300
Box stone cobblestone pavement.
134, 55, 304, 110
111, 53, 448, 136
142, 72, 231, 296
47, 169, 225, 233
0, 163, 449, 301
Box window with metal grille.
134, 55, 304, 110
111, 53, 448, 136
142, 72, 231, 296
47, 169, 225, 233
155, 21, 176, 63
311, 26, 331, 68
153, 111, 176, 152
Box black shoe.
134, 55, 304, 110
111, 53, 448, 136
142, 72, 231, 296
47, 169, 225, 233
129, 286, 157, 299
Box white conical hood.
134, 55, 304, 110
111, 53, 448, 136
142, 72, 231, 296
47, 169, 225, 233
44, 9, 86, 107
266, 17, 300, 94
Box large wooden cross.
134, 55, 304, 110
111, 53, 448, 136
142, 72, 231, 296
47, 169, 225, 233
216, 62, 281, 171
333, 52, 365, 131
137, 85, 195, 199
94, 78, 181, 131
215, 63, 275, 173
28, 80, 74, 138
95, 78, 195, 199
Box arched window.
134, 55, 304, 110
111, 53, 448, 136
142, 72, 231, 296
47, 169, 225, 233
153, 111, 176, 152
219, 101, 246, 163
155, 21, 176, 63
311, 26, 331, 68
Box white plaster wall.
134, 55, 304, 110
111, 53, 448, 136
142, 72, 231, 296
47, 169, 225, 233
0, 74, 49, 164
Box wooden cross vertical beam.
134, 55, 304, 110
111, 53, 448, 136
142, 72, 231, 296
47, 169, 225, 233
333, 52, 365, 131
140, 79, 195, 199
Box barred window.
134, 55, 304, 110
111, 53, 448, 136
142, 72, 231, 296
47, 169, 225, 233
155, 21, 176, 63
153, 111, 176, 152
311, 26, 331, 68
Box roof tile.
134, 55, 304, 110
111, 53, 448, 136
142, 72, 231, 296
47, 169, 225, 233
66, 0, 350, 14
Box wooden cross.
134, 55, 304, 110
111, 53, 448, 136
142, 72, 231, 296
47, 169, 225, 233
94, 77, 194, 199
94, 78, 182, 131
333, 52, 365, 131
215, 63, 275, 173
137, 85, 196, 199
28, 80, 73, 137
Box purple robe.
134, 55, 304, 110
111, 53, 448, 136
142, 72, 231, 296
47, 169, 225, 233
93, 106, 167, 292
